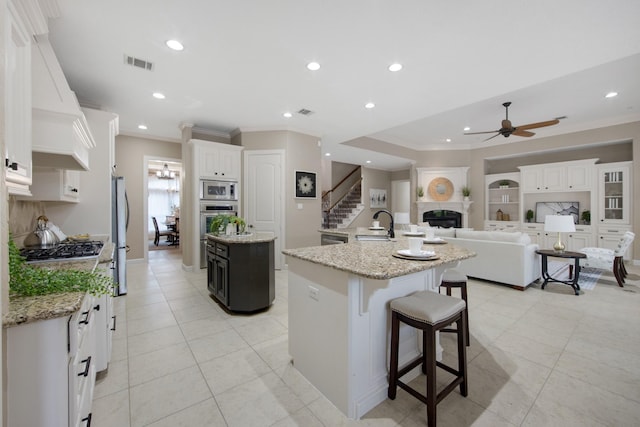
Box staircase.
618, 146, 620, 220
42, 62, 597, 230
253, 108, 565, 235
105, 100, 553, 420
324, 181, 364, 228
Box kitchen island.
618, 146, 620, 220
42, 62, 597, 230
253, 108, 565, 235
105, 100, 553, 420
206, 232, 276, 312
283, 237, 475, 419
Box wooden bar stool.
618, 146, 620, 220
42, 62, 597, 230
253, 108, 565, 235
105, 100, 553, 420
439, 269, 470, 346
388, 291, 468, 427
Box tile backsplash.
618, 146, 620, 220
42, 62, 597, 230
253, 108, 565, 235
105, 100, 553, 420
8, 197, 48, 247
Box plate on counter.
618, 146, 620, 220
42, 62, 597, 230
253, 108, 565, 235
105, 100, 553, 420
394, 249, 438, 260
369, 226, 386, 230
423, 237, 447, 244
403, 231, 425, 236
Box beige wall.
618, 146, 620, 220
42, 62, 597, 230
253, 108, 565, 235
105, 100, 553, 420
115, 135, 182, 261
238, 130, 322, 249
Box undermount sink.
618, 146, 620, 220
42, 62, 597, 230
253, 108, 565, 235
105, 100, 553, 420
355, 234, 391, 241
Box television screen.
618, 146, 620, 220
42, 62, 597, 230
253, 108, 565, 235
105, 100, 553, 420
535, 202, 579, 224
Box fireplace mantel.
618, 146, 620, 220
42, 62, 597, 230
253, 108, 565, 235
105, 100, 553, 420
416, 200, 473, 228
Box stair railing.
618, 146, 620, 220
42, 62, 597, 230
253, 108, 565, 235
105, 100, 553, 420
323, 178, 362, 228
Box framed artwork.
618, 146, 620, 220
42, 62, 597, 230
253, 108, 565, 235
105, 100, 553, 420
535, 201, 579, 224
370, 188, 387, 208
295, 170, 317, 198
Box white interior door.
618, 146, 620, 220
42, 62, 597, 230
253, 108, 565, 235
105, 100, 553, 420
391, 180, 410, 213
244, 150, 285, 269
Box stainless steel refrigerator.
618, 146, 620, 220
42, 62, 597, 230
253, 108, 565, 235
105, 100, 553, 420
112, 176, 129, 295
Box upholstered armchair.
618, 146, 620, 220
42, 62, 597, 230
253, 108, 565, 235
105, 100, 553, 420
579, 231, 635, 287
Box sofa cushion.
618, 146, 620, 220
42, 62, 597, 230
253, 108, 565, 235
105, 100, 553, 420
455, 229, 531, 244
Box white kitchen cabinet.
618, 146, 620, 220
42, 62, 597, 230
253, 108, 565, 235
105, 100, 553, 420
26, 168, 81, 202
7, 293, 97, 427
597, 162, 631, 225
94, 263, 116, 372
4, 0, 32, 195
195, 139, 242, 180
520, 166, 563, 192
567, 163, 592, 191
519, 159, 597, 193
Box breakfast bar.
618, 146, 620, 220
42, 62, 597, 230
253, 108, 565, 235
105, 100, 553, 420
283, 237, 475, 419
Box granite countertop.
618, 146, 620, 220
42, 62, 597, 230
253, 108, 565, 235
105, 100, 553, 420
283, 236, 475, 280
206, 232, 276, 244
3, 240, 112, 328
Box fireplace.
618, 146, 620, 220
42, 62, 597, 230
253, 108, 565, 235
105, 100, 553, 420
423, 210, 462, 228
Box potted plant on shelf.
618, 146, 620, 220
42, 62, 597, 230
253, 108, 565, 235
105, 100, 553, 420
581, 210, 591, 225
499, 180, 510, 189
209, 214, 247, 235
417, 185, 424, 200
461, 186, 471, 201
526, 209, 534, 223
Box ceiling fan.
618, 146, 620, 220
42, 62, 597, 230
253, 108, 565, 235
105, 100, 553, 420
465, 102, 562, 142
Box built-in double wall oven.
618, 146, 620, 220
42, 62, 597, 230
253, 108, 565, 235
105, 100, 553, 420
200, 179, 238, 268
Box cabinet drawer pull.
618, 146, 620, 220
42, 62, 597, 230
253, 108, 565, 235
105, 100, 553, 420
94, 304, 100, 311
79, 356, 92, 377
81, 413, 92, 426
111, 315, 117, 331
5, 159, 18, 170
79, 310, 90, 325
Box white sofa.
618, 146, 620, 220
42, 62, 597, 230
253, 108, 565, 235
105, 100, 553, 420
431, 228, 541, 290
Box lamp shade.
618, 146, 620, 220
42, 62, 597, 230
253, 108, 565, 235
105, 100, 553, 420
544, 215, 576, 232
393, 212, 410, 224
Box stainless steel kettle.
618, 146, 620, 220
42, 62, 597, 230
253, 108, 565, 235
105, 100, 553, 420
24, 215, 60, 248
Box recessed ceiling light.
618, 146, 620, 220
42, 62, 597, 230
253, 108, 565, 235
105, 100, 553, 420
152, 92, 165, 99
445, 138, 452, 142
366, 160, 372, 164
325, 153, 331, 157
138, 124, 147, 130
388, 63, 403, 72
605, 91, 618, 98
307, 62, 321, 71
463, 126, 470, 131
365, 102, 375, 109
283, 112, 292, 118
166, 40, 184, 51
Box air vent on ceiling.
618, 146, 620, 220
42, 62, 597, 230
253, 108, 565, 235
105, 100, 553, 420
124, 55, 154, 71
297, 108, 314, 116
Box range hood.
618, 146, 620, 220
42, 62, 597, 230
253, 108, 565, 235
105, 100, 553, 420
32, 34, 95, 170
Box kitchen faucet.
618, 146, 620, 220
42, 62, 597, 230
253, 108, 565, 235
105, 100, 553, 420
373, 209, 395, 238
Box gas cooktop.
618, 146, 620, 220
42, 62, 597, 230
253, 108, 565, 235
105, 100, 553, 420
20, 241, 104, 264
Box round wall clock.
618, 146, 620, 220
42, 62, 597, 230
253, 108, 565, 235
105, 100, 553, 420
428, 177, 454, 201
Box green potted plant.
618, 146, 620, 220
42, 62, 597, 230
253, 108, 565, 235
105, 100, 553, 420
209, 214, 247, 235
417, 185, 424, 200
461, 186, 471, 200
499, 180, 510, 189
526, 209, 534, 223
581, 210, 591, 225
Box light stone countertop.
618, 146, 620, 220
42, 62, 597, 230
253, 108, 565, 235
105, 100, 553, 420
206, 232, 276, 244
3, 241, 112, 328
283, 235, 475, 280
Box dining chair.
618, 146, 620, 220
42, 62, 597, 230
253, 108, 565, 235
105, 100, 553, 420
152, 216, 173, 246
579, 231, 635, 287
169, 217, 180, 246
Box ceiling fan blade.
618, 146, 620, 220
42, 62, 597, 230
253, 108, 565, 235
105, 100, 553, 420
482, 133, 501, 142
512, 129, 535, 137
515, 119, 560, 131
464, 130, 500, 135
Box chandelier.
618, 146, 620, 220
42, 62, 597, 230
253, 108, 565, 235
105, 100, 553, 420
157, 163, 176, 179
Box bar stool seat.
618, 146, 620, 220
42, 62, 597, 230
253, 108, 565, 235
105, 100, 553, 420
388, 291, 468, 427
439, 269, 470, 346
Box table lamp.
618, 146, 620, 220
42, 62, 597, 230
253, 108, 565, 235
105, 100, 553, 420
544, 215, 576, 253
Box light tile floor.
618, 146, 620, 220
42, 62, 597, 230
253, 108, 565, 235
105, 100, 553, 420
92, 250, 640, 426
